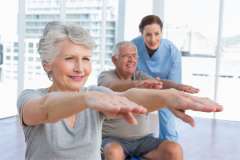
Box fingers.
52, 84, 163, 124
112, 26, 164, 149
179, 93, 223, 112
141, 80, 163, 89
121, 112, 138, 125
180, 85, 199, 94
131, 106, 147, 114
171, 109, 195, 127
166, 90, 223, 114
116, 96, 146, 112
95, 94, 147, 123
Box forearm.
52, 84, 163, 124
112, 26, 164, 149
41, 92, 88, 123
162, 80, 179, 89
102, 80, 137, 92
122, 88, 167, 112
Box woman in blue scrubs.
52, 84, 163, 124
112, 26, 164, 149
132, 15, 182, 141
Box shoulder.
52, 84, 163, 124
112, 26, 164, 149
98, 70, 118, 85
132, 36, 143, 45
98, 70, 115, 77
161, 39, 181, 56
161, 39, 176, 47
17, 88, 47, 102
17, 88, 48, 113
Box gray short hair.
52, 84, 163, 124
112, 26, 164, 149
112, 41, 137, 58
38, 21, 95, 63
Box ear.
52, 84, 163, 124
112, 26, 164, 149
112, 56, 117, 66
42, 61, 52, 74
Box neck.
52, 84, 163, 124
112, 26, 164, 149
145, 45, 158, 57
48, 84, 81, 92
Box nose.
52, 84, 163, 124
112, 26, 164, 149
150, 35, 156, 43
127, 55, 136, 62
73, 60, 84, 73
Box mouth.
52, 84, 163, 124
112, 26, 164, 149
149, 43, 157, 47
126, 63, 136, 68
127, 61, 136, 66
69, 75, 85, 81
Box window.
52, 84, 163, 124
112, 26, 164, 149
0, 0, 18, 118
215, 0, 240, 121
164, 0, 220, 118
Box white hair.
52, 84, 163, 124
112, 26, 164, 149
112, 41, 138, 58
38, 21, 95, 63
38, 21, 95, 80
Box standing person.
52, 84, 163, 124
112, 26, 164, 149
17, 22, 222, 160
132, 15, 182, 141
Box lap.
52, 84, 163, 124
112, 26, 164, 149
102, 134, 163, 158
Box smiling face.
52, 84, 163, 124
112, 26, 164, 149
142, 23, 162, 50
44, 39, 92, 91
113, 44, 137, 79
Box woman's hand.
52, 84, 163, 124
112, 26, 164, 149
163, 89, 223, 126
84, 91, 147, 124
134, 79, 163, 89
176, 84, 199, 94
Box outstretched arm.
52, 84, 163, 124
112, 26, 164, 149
121, 88, 222, 126
98, 71, 162, 92
102, 79, 163, 92
20, 91, 147, 126
160, 79, 199, 94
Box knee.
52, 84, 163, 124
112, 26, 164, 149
103, 142, 125, 159
160, 141, 183, 160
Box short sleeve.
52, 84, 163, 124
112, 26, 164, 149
17, 89, 44, 125
97, 70, 118, 86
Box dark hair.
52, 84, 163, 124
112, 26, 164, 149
139, 15, 163, 33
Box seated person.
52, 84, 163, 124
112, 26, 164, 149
98, 41, 199, 160
17, 22, 222, 160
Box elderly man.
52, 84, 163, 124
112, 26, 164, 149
98, 41, 199, 160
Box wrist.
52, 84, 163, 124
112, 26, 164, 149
132, 80, 140, 88
82, 91, 92, 109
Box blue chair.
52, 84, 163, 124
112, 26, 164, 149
130, 156, 141, 160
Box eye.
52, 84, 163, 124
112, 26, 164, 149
83, 57, 91, 61
146, 33, 151, 37
64, 56, 73, 60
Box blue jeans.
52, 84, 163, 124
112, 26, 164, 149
158, 108, 178, 141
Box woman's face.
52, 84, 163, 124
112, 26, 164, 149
142, 23, 162, 50
47, 39, 92, 91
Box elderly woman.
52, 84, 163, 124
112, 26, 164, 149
17, 22, 222, 160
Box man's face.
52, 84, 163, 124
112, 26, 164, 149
114, 45, 137, 78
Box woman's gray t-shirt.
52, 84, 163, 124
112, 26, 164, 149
17, 86, 111, 160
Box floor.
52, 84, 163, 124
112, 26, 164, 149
0, 116, 239, 160
0, 116, 25, 160
177, 118, 240, 160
